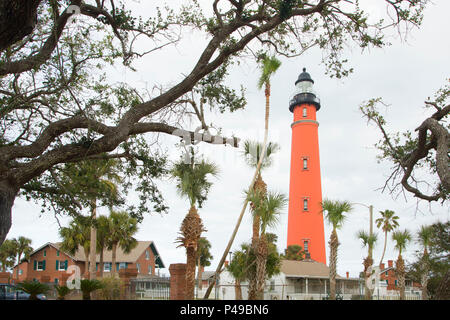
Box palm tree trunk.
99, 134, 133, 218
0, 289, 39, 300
84, 249, 89, 278
329, 229, 339, 300
99, 247, 104, 278
256, 235, 268, 300
89, 200, 97, 280
421, 249, 429, 300
397, 255, 406, 300
379, 231, 388, 265
186, 246, 197, 300
111, 242, 117, 277
235, 279, 242, 300
363, 256, 373, 300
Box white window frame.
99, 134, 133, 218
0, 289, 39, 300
145, 249, 150, 260
36, 261, 45, 271
104, 262, 112, 272
148, 265, 153, 275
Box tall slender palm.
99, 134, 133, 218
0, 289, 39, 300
392, 229, 412, 300
107, 210, 138, 277
376, 209, 399, 266
247, 189, 287, 300
226, 244, 250, 300
59, 216, 91, 276
11, 236, 33, 281
95, 215, 111, 278
196, 237, 213, 293
322, 199, 353, 300
171, 157, 219, 299
203, 54, 281, 299
417, 225, 433, 300
356, 230, 377, 300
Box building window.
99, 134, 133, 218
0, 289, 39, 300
119, 262, 127, 270
56, 250, 60, 257
303, 240, 309, 253
148, 266, 153, 275
394, 280, 398, 287
136, 263, 141, 273
43, 250, 46, 257
54, 278, 59, 284
145, 250, 150, 260
303, 198, 308, 211
19, 269, 23, 275
302, 107, 307, 118
303, 158, 308, 170
37, 260, 46, 271
104, 263, 111, 272
386, 280, 389, 285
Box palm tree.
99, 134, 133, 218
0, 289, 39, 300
247, 189, 287, 300
11, 236, 33, 281
95, 215, 111, 278
392, 229, 412, 300
203, 54, 281, 299
59, 216, 91, 277
322, 199, 353, 300
55, 285, 71, 300
226, 244, 250, 300
417, 225, 433, 300
17, 280, 49, 300
107, 210, 138, 277
356, 230, 377, 300
0, 239, 16, 272
80, 279, 104, 300
376, 209, 399, 266
171, 157, 219, 299
196, 237, 213, 293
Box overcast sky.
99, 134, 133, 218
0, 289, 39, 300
6, 1, 449, 279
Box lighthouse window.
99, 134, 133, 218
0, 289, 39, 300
303, 241, 309, 253
303, 199, 308, 211
302, 107, 307, 117
303, 158, 308, 170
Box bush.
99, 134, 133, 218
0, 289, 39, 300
80, 279, 104, 300
97, 277, 123, 300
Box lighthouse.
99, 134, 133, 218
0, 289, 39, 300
286, 68, 326, 264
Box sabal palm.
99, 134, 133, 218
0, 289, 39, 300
196, 237, 213, 292
59, 216, 91, 276
95, 215, 111, 278
226, 245, 250, 300
171, 157, 218, 299
322, 199, 353, 300
17, 280, 49, 300
417, 225, 433, 300
392, 229, 412, 300
247, 189, 287, 300
107, 210, 138, 277
356, 230, 377, 300
12, 236, 32, 280
376, 209, 399, 265
0, 239, 16, 272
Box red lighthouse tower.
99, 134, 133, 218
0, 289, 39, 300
286, 68, 326, 264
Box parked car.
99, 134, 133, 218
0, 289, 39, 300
0, 284, 47, 300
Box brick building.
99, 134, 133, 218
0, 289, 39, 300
379, 259, 421, 293
12, 241, 165, 284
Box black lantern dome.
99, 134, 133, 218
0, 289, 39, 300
289, 67, 321, 112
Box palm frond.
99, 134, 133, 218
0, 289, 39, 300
257, 55, 282, 89
321, 199, 353, 230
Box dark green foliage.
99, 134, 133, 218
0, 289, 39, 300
17, 280, 50, 300
80, 279, 104, 300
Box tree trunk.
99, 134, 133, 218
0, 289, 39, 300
197, 256, 203, 291
328, 229, 339, 300
185, 246, 197, 300
379, 231, 387, 266
111, 242, 117, 277
89, 201, 97, 280
421, 250, 429, 300
99, 248, 104, 278
0, 0, 42, 51
256, 235, 268, 300
235, 279, 242, 300
397, 255, 406, 300
0, 180, 18, 245
84, 250, 89, 278
363, 256, 373, 300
